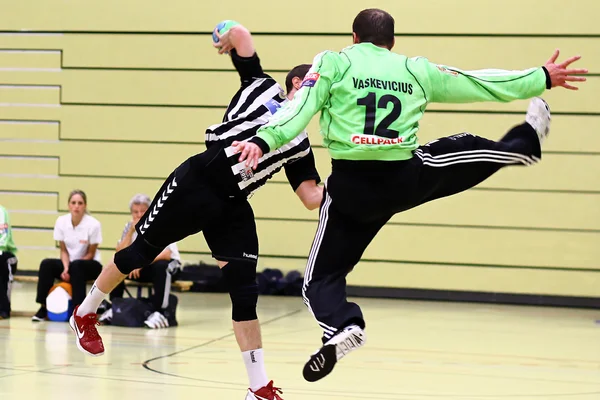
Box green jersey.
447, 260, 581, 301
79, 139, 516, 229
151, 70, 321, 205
256, 43, 548, 161
0, 206, 17, 254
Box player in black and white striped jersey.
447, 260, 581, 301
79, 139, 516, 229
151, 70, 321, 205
205, 40, 314, 199
69, 22, 320, 400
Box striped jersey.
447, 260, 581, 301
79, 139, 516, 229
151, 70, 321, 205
205, 50, 319, 197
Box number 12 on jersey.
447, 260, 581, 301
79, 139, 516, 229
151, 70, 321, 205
357, 92, 402, 139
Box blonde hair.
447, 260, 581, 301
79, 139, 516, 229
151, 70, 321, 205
68, 189, 89, 214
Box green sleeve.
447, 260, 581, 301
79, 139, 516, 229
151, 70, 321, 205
408, 57, 548, 104
0, 206, 17, 253
255, 51, 338, 151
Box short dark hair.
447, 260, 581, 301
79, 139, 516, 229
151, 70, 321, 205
285, 64, 312, 93
352, 8, 395, 49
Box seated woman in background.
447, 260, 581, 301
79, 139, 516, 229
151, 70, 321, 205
0, 205, 18, 319
32, 190, 103, 321
99, 194, 181, 329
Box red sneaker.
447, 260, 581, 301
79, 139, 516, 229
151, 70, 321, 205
69, 306, 105, 356
246, 381, 283, 400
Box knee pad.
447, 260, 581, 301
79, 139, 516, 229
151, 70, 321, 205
221, 260, 258, 322
114, 238, 161, 275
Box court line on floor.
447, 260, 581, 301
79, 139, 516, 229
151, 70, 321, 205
2, 337, 596, 399
0, 370, 36, 380
141, 308, 303, 387
5, 305, 598, 398
0, 322, 244, 343
140, 309, 600, 399
0, 365, 74, 380
30, 370, 282, 395
9, 367, 600, 400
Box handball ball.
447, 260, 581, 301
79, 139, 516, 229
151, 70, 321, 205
212, 20, 240, 43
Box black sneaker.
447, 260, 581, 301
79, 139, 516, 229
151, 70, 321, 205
0, 311, 9, 320
31, 306, 47, 322
302, 324, 366, 382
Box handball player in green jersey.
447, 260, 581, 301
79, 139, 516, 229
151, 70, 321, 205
234, 8, 588, 382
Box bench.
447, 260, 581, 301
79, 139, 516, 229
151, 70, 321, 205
9, 276, 192, 318
13, 275, 39, 283
123, 279, 193, 297
13, 275, 193, 294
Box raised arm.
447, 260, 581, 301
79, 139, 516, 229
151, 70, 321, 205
213, 24, 266, 84
411, 49, 587, 104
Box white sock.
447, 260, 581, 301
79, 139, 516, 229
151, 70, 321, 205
76, 282, 107, 316
242, 348, 268, 391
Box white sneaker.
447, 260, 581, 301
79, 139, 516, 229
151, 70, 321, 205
525, 97, 551, 144
144, 311, 169, 329
98, 308, 113, 324
302, 324, 366, 382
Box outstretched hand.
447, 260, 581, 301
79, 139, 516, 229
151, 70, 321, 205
544, 49, 588, 90
232, 141, 263, 170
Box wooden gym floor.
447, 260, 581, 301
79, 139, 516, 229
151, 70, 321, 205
1, 282, 599, 399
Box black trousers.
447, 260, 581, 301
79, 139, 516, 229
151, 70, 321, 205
114, 145, 259, 276
110, 259, 176, 311
0, 252, 17, 315
36, 258, 103, 306
302, 123, 541, 342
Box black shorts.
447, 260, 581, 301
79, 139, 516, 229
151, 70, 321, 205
134, 145, 258, 263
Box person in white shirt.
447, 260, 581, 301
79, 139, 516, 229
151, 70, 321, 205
32, 190, 103, 321
99, 194, 181, 329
